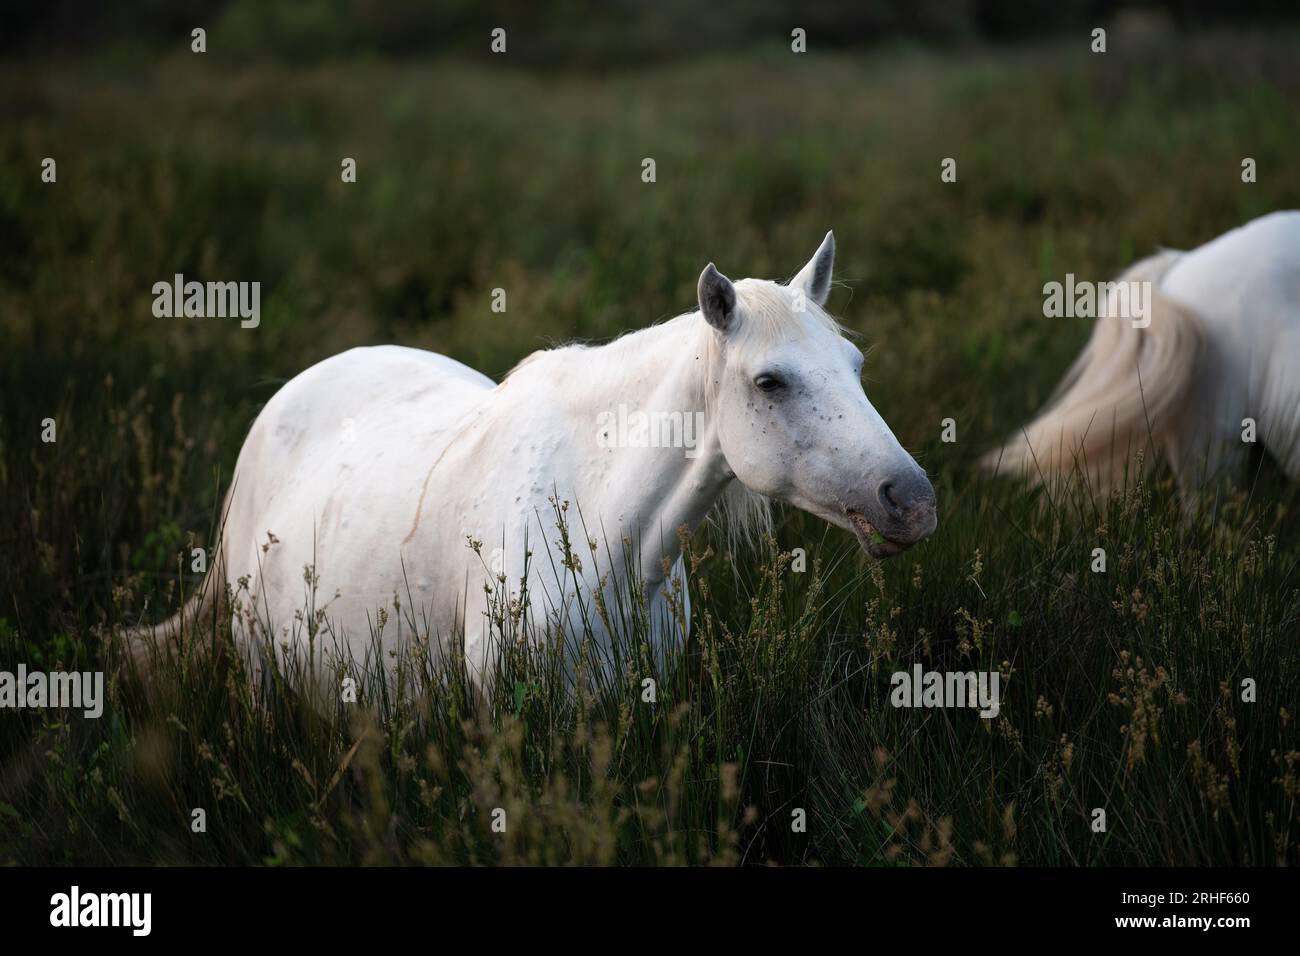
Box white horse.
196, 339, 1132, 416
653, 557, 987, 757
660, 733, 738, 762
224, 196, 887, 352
132, 233, 937, 698
986, 210, 1300, 493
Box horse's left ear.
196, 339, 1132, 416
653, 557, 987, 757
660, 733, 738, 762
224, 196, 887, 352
791, 230, 835, 306
698, 262, 737, 333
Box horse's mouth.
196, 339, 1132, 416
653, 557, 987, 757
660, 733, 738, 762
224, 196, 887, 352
845, 509, 911, 558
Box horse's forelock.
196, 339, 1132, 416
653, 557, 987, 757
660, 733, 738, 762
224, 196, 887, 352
732, 279, 846, 347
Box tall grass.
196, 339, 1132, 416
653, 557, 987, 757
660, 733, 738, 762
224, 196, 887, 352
2, 455, 1297, 864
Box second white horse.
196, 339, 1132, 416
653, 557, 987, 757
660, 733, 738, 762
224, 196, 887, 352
987, 210, 1300, 492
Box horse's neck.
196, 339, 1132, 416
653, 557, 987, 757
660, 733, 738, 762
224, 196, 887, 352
542, 314, 732, 584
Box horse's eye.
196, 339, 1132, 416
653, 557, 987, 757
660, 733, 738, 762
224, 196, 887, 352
754, 373, 785, 392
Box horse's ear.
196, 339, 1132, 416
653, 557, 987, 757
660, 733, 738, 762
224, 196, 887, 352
792, 230, 835, 306
698, 263, 737, 333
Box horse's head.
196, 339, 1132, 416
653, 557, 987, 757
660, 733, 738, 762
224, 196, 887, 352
698, 232, 936, 557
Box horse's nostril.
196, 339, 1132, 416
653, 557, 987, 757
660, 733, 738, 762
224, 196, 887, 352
878, 481, 901, 514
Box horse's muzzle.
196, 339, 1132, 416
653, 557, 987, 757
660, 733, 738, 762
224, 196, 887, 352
844, 472, 937, 557
876, 472, 938, 542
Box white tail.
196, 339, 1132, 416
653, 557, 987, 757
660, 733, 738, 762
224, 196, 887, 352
121, 489, 232, 677
984, 251, 1204, 490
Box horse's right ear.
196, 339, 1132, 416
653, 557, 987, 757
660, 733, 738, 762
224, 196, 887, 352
698, 263, 737, 333
791, 230, 835, 307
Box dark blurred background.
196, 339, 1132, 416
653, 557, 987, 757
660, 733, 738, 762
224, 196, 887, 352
6, 0, 1299, 63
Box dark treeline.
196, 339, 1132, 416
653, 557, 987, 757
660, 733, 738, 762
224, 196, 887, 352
5, 0, 1299, 65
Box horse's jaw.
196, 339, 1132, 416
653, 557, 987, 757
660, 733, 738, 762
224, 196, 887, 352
797, 501, 929, 558
843, 509, 914, 559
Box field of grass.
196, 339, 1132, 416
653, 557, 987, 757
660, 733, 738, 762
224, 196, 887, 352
2, 30, 1299, 865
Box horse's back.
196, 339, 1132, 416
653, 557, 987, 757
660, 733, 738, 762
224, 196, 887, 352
1162, 210, 1300, 339
239, 346, 488, 473
221, 346, 497, 642
262, 345, 493, 443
